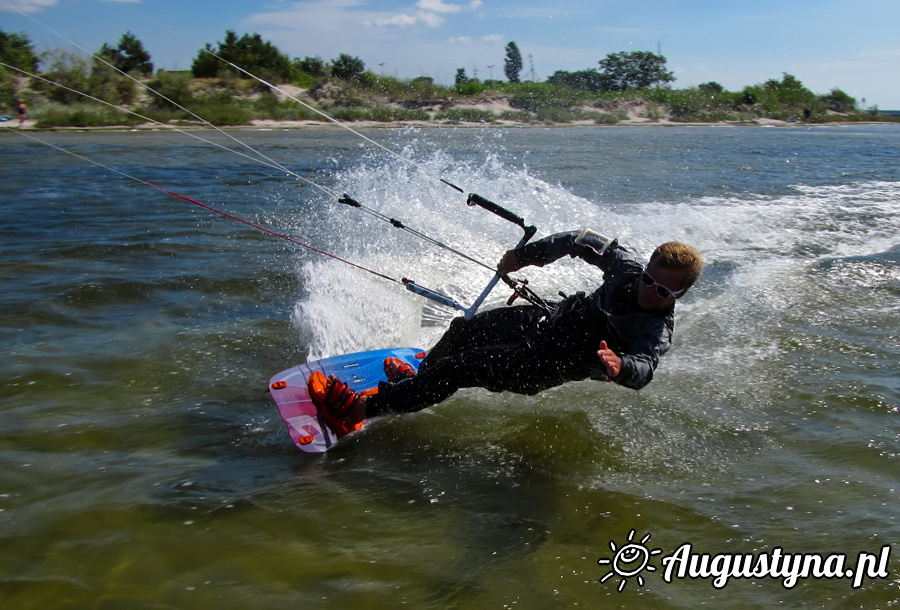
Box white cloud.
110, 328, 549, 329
416, 0, 481, 13
415, 0, 460, 13
373, 13, 418, 26
859, 47, 900, 61
450, 36, 471, 44
481, 34, 503, 43
417, 11, 444, 26
368, 11, 443, 27
365, 0, 482, 28
0, 0, 57, 13
246, 0, 483, 35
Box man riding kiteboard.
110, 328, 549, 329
307, 229, 704, 437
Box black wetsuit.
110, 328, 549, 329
366, 230, 675, 416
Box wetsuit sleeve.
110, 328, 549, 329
616, 322, 672, 390
515, 229, 669, 391
512, 229, 616, 270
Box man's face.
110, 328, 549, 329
636, 262, 688, 310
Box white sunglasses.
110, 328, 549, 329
640, 268, 686, 299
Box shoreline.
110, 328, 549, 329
5, 116, 893, 133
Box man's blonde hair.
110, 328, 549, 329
650, 242, 704, 290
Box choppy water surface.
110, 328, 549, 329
1, 124, 898, 608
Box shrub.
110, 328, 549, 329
739, 74, 825, 120
508, 83, 579, 111
187, 97, 253, 125
30, 50, 90, 105
407, 76, 452, 99
325, 104, 429, 122
293, 72, 318, 88
497, 109, 534, 123
354, 74, 403, 97
326, 105, 366, 121
361, 74, 454, 107
0, 67, 19, 110
595, 111, 627, 125
35, 102, 140, 128
88, 63, 137, 105
433, 107, 496, 123
455, 82, 491, 96
820, 88, 856, 113
146, 70, 194, 110
367, 105, 429, 122
534, 106, 601, 123
318, 83, 375, 109
134, 105, 184, 124
645, 88, 740, 122
253, 92, 321, 120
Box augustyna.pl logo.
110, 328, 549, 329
597, 529, 663, 591
598, 530, 892, 591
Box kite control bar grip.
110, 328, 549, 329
467, 193, 536, 240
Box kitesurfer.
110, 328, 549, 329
308, 229, 704, 437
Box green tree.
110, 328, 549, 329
191, 30, 292, 82
98, 31, 153, 76
31, 49, 90, 104
597, 51, 674, 91
191, 42, 219, 78
504, 41, 522, 83
546, 69, 612, 92
764, 73, 808, 106
455, 67, 478, 85
0, 71, 17, 110
297, 56, 326, 77
0, 30, 39, 72
739, 74, 820, 119
290, 56, 326, 86
330, 54, 365, 81
698, 81, 724, 95
820, 88, 856, 113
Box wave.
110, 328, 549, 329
290, 143, 900, 358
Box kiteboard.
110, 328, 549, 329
268, 347, 427, 453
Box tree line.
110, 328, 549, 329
0, 28, 879, 126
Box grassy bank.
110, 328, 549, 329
8, 71, 899, 129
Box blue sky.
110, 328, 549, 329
3, 0, 899, 108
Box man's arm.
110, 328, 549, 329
498, 229, 617, 273
594, 320, 673, 390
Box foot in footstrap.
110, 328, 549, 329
307, 371, 365, 438
384, 356, 416, 383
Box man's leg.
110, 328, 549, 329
368, 337, 561, 416
419, 305, 546, 372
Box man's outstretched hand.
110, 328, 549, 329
598, 340, 621, 381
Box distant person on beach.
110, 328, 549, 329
17, 100, 26, 128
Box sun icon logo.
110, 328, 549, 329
597, 529, 662, 592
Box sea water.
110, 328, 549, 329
0, 124, 898, 608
